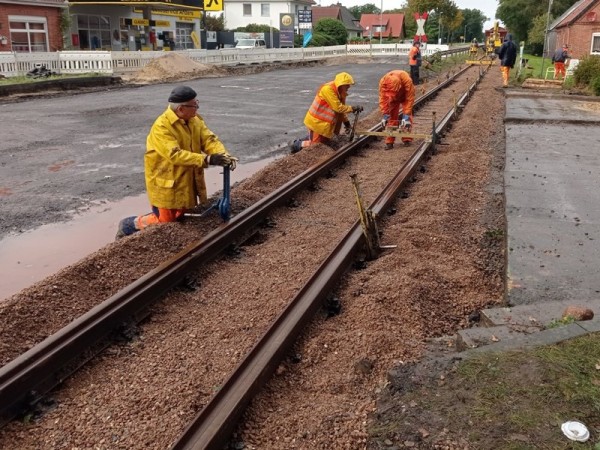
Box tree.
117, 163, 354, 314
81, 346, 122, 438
528, 13, 549, 52
314, 18, 348, 45
460, 9, 486, 42
407, 0, 459, 43
348, 3, 381, 19
497, 0, 578, 42
204, 13, 225, 32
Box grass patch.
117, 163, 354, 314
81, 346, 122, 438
370, 333, 600, 448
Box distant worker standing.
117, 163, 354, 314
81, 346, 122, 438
552, 44, 570, 80
116, 85, 239, 239
291, 72, 363, 153
379, 69, 416, 149
498, 33, 517, 88
408, 40, 422, 85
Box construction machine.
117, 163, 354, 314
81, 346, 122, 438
469, 38, 479, 56
485, 21, 502, 55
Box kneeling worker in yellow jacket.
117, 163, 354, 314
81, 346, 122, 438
291, 72, 363, 153
116, 85, 238, 239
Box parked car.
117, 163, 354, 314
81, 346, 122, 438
235, 39, 267, 49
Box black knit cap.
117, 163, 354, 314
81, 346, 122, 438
168, 86, 197, 103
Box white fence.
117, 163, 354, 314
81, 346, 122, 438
0, 43, 461, 78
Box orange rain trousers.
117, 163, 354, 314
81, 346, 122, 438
135, 207, 185, 231
554, 62, 566, 80
500, 66, 511, 87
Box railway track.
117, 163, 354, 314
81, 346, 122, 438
0, 62, 491, 448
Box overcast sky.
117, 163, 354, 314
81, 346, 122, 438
333, 0, 500, 32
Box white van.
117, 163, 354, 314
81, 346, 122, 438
235, 38, 267, 49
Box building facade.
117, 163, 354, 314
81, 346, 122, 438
548, 0, 600, 58
66, 4, 203, 51
223, 0, 314, 34
0, 0, 66, 52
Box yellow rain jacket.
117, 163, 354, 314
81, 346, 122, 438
144, 108, 228, 209
303, 72, 354, 138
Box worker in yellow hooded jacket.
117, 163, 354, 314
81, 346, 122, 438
291, 72, 363, 153
116, 85, 238, 239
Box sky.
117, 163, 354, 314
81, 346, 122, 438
333, 0, 500, 32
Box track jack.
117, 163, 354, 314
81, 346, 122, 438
350, 174, 396, 260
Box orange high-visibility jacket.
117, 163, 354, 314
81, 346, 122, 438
304, 72, 354, 139
145, 108, 228, 209
378, 70, 415, 117
408, 45, 421, 67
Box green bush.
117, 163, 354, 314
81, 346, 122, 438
573, 55, 600, 86
314, 18, 348, 45
235, 23, 272, 32
591, 75, 600, 96
306, 32, 337, 47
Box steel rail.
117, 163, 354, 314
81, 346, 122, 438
171, 68, 486, 450
0, 64, 475, 428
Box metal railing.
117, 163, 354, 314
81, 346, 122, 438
0, 43, 466, 78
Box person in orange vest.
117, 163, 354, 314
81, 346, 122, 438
408, 40, 422, 85
291, 72, 363, 153
379, 70, 416, 149
552, 44, 570, 80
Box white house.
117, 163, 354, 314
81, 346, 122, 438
223, 0, 315, 32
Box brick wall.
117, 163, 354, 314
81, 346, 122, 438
555, 3, 600, 59
0, 4, 64, 52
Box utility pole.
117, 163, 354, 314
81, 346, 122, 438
379, 0, 383, 46
541, 0, 554, 77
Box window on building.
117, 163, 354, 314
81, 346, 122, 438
8, 16, 49, 53
176, 22, 194, 50
592, 33, 600, 54
76, 14, 111, 50
261, 4, 270, 17
243, 4, 252, 16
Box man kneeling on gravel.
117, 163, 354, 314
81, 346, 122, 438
116, 85, 238, 239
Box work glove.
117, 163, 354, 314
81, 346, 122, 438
207, 153, 238, 171
352, 105, 364, 114
227, 155, 239, 171
381, 114, 391, 127
400, 114, 412, 130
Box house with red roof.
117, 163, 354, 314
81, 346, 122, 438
548, 0, 600, 58
311, 4, 363, 39
359, 13, 405, 41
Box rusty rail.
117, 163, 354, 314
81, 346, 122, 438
0, 64, 477, 429
171, 67, 486, 449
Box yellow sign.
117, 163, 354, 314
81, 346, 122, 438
204, 0, 223, 11
132, 18, 149, 26
154, 20, 171, 26
134, 8, 201, 18
191, 31, 200, 48
281, 14, 293, 27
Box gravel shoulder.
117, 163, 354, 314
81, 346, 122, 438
0, 60, 507, 449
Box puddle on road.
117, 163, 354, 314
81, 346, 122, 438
0, 157, 278, 302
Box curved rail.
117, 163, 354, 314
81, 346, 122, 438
171, 67, 488, 449
0, 63, 478, 428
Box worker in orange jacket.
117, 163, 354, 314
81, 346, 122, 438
552, 44, 570, 80
291, 72, 363, 153
408, 40, 422, 85
379, 70, 415, 149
